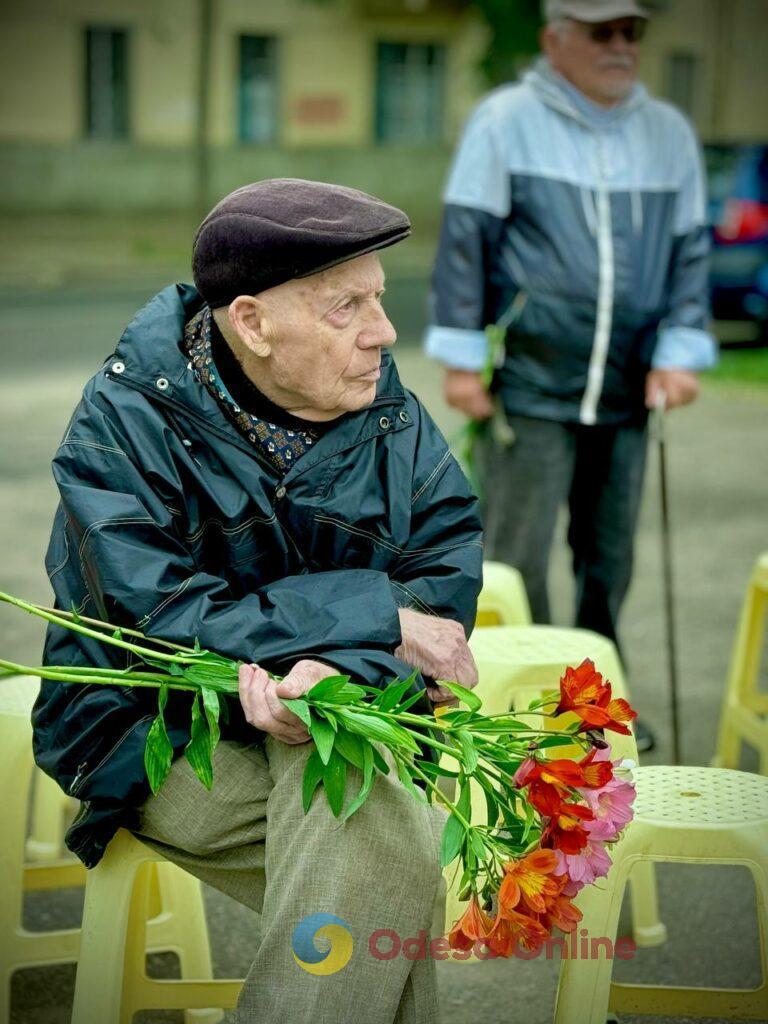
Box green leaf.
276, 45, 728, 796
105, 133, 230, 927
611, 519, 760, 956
333, 728, 366, 770
336, 708, 419, 752
324, 709, 339, 731
302, 749, 325, 813
144, 684, 173, 794
377, 677, 416, 713
440, 813, 465, 868
456, 730, 478, 773
395, 757, 427, 803
323, 748, 347, 817
309, 714, 336, 765
436, 680, 482, 712
372, 746, 390, 775
282, 698, 311, 728
112, 628, 123, 640
193, 636, 202, 653
469, 830, 487, 861
535, 734, 578, 750
328, 684, 368, 705
416, 759, 458, 779
184, 693, 214, 789
200, 685, 221, 750
457, 781, 472, 834
521, 798, 536, 843
476, 771, 498, 827
341, 742, 375, 822
396, 688, 431, 714
306, 674, 351, 701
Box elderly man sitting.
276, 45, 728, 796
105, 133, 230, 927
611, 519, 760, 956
32, 180, 483, 1023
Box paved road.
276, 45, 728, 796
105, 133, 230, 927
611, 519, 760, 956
2, 289, 767, 1023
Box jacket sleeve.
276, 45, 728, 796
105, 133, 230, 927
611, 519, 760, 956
654, 118, 718, 372
424, 99, 510, 371
386, 396, 484, 637
52, 390, 403, 671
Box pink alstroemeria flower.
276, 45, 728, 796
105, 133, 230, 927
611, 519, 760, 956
553, 841, 613, 886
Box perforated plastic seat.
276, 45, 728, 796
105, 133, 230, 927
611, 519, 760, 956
554, 765, 768, 1023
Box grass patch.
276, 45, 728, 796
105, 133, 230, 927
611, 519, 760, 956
709, 347, 768, 387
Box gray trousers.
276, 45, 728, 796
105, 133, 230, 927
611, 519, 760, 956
133, 733, 449, 1024
478, 413, 648, 657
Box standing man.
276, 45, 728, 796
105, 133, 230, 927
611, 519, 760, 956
425, 0, 717, 750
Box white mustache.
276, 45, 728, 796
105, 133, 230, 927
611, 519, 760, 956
597, 55, 634, 70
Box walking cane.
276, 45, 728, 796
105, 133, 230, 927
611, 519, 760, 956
652, 388, 682, 764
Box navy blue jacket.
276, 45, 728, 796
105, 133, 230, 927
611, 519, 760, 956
32, 284, 483, 867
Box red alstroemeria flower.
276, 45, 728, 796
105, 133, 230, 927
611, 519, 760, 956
498, 848, 559, 915
485, 908, 551, 957
519, 752, 612, 817
542, 894, 583, 934
505, 908, 551, 953
447, 895, 494, 951
541, 802, 594, 854
555, 659, 637, 735
577, 748, 614, 789
485, 913, 516, 957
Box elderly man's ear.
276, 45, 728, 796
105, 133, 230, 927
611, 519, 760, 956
225, 295, 273, 358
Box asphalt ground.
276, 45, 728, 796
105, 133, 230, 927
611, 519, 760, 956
1, 285, 767, 1024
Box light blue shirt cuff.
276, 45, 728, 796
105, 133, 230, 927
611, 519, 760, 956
424, 325, 489, 371
652, 326, 719, 371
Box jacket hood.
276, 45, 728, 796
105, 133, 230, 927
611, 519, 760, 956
111, 283, 406, 418
524, 56, 647, 128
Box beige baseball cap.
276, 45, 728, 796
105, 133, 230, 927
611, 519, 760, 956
544, 0, 651, 21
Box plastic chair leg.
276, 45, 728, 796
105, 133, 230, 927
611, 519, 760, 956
627, 860, 668, 947
71, 850, 143, 1024
553, 855, 634, 1024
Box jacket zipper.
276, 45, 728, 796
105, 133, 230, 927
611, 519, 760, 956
579, 133, 615, 425
69, 714, 155, 797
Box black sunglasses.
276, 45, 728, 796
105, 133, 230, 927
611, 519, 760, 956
587, 20, 646, 44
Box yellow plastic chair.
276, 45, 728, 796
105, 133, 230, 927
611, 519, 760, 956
554, 765, 768, 1023
440, 625, 667, 952
72, 829, 244, 1024
25, 768, 78, 862
475, 561, 532, 627
0, 677, 224, 1024
713, 552, 768, 773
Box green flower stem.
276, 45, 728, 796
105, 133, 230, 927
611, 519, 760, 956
396, 752, 473, 832
0, 591, 195, 666
0, 659, 198, 692
30, 602, 199, 655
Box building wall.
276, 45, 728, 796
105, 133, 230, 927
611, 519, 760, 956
0, 0, 766, 214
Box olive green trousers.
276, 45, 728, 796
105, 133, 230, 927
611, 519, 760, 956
133, 734, 449, 1024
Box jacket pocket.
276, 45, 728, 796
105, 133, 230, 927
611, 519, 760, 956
69, 714, 155, 798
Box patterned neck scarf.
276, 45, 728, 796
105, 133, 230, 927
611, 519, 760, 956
183, 305, 319, 474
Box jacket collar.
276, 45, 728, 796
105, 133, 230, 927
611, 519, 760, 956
110, 284, 410, 481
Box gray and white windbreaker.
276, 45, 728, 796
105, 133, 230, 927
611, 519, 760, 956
425, 58, 717, 425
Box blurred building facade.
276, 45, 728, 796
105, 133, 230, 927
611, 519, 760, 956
0, 0, 766, 218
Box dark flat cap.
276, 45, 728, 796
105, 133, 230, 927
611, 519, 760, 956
192, 178, 411, 306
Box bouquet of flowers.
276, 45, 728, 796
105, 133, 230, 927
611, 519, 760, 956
0, 589, 637, 958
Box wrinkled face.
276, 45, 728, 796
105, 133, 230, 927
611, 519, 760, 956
542, 17, 644, 106
220, 252, 396, 421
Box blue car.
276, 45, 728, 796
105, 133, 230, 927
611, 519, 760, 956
706, 143, 768, 345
